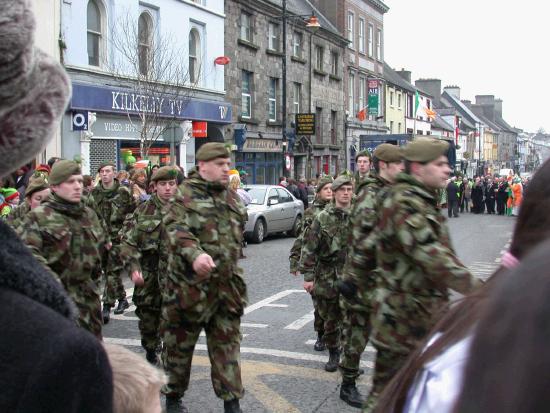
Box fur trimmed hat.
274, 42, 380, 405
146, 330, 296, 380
0, 0, 71, 178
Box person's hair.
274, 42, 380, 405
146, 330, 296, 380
229, 174, 241, 191
47, 157, 61, 169
453, 241, 550, 413
374, 157, 550, 413
131, 169, 147, 182
116, 171, 130, 182
82, 175, 93, 187
355, 151, 372, 163
103, 343, 166, 413
372, 156, 381, 173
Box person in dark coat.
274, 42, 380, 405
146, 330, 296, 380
0, 2, 114, 412
471, 177, 484, 214
297, 178, 310, 209
485, 178, 497, 214
496, 177, 508, 215
446, 177, 460, 218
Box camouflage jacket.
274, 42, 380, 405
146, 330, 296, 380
342, 171, 390, 311
119, 194, 167, 275
6, 201, 30, 230
300, 203, 351, 299
368, 173, 480, 351
18, 194, 106, 295
162, 169, 248, 322
288, 199, 329, 272
87, 179, 135, 242
354, 171, 369, 194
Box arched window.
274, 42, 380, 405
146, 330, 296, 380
189, 29, 201, 84
87, 0, 102, 66
138, 12, 153, 76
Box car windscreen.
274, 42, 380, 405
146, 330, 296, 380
245, 188, 266, 205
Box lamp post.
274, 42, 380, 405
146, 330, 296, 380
281, 0, 320, 178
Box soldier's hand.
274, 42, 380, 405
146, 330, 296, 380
291, 271, 300, 276
131, 270, 144, 286
303, 281, 314, 293
105, 242, 112, 251
193, 253, 216, 277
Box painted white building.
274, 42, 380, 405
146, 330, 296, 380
60, 0, 230, 174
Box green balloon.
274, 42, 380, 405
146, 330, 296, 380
126, 155, 136, 165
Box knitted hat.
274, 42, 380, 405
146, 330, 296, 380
316, 176, 333, 193
0, 0, 71, 179
0, 187, 19, 202
49, 160, 82, 185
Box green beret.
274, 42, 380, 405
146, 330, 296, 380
373, 144, 403, 163
403, 138, 449, 163
196, 143, 230, 162
331, 175, 353, 192
355, 150, 372, 162
151, 166, 179, 182
25, 176, 49, 198
97, 161, 116, 172
316, 176, 333, 193
49, 160, 82, 185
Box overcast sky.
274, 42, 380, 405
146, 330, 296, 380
383, 0, 549, 133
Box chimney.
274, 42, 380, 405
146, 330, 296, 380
462, 99, 472, 108
494, 99, 503, 119
444, 85, 460, 100
415, 79, 441, 107
475, 95, 495, 106
396, 68, 411, 83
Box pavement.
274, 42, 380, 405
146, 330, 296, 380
103, 212, 515, 412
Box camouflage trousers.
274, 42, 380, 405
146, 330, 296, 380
102, 246, 126, 307
316, 296, 343, 349
339, 309, 371, 381
133, 270, 162, 352
311, 293, 325, 334
73, 292, 103, 340
161, 305, 244, 401
370, 344, 409, 395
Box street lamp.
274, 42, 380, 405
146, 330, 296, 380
281, 0, 320, 178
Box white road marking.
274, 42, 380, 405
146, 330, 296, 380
242, 323, 269, 328
105, 337, 374, 368
244, 289, 306, 315
199, 331, 249, 338
264, 303, 289, 308
304, 340, 377, 354
284, 310, 315, 330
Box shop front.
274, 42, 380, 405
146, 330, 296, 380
234, 137, 283, 185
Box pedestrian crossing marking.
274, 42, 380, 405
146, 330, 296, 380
284, 310, 314, 330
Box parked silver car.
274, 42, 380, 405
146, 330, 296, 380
243, 185, 304, 243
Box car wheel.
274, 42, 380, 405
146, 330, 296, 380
289, 215, 301, 238
252, 218, 266, 244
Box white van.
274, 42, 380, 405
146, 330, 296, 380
499, 168, 514, 177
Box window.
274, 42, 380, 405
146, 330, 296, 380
293, 83, 301, 114
398, 122, 402, 133
390, 121, 394, 133
315, 45, 324, 71
367, 24, 373, 57
268, 22, 280, 51
330, 51, 338, 76
293, 31, 303, 58
138, 12, 153, 76
347, 12, 354, 49
87, 0, 102, 66
268, 77, 278, 122
331, 110, 337, 144
398, 93, 402, 109
358, 18, 365, 53
276, 188, 293, 203
241, 70, 252, 118
390, 91, 394, 107
376, 29, 382, 60
316, 107, 323, 143
359, 77, 366, 111
348, 73, 355, 114
189, 29, 201, 84
240, 12, 252, 41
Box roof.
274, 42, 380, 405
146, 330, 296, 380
441, 90, 481, 126
432, 114, 454, 132
383, 62, 416, 93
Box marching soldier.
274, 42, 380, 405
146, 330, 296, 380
161, 143, 248, 413
338, 144, 404, 407
362, 139, 481, 411
6, 176, 50, 229
300, 176, 354, 372
18, 160, 107, 338
289, 175, 333, 351
87, 161, 136, 323
119, 166, 179, 364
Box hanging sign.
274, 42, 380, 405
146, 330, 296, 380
192, 121, 208, 138
368, 79, 379, 115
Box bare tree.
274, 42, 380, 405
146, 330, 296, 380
105, 11, 201, 159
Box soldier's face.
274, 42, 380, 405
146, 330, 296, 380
99, 166, 115, 185
51, 175, 84, 204
333, 184, 353, 207
198, 157, 231, 185
318, 184, 333, 201
28, 188, 50, 209
415, 156, 451, 189
383, 161, 404, 183
357, 156, 370, 174
155, 179, 177, 202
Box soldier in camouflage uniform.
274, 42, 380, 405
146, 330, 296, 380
87, 161, 136, 323
289, 176, 333, 351
300, 176, 354, 372
338, 144, 404, 408
353, 150, 372, 194
362, 139, 482, 412
119, 166, 178, 365
6, 176, 50, 229
18, 160, 106, 339
161, 143, 248, 413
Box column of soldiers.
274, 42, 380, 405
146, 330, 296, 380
291, 138, 481, 412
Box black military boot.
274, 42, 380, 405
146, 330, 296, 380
224, 399, 242, 413
145, 349, 158, 365
340, 379, 365, 408
166, 396, 188, 413
102, 305, 111, 324
325, 348, 340, 372
313, 332, 326, 351
113, 298, 129, 315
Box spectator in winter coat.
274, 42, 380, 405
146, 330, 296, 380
446, 177, 460, 218
297, 178, 309, 209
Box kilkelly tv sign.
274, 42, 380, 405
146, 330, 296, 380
70, 83, 232, 124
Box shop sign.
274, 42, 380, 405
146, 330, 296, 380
295, 113, 316, 136
192, 121, 208, 138
243, 138, 280, 152
368, 79, 379, 115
